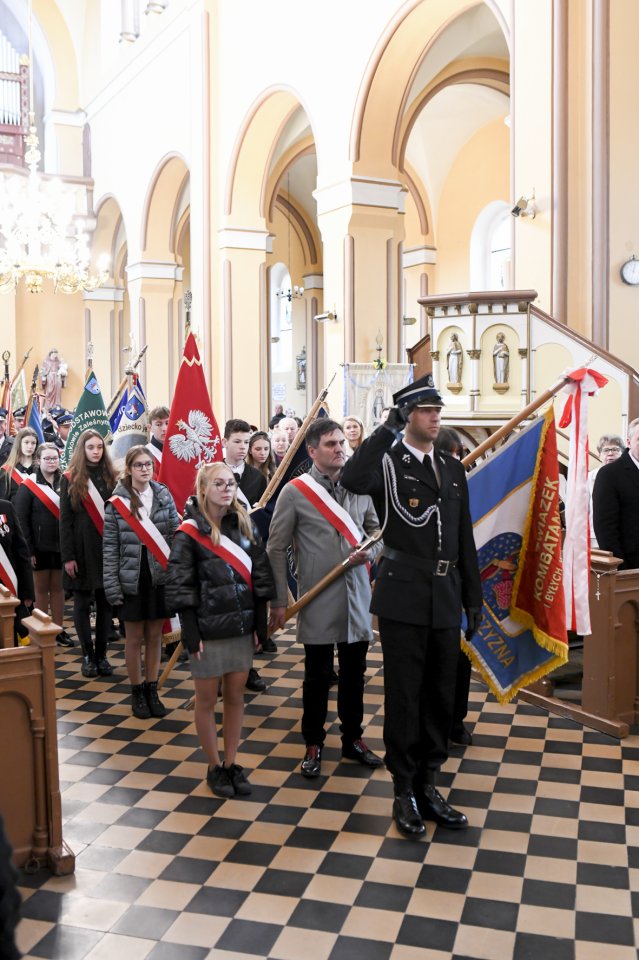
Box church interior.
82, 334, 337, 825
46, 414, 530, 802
1, 1, 639, 958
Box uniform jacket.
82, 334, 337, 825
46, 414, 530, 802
102, 479, 180, 606
341, 426, 481, 628
592, 450, 639, 569
0, 499, 35, 602
266, 464, 382, 645
14, 468, 61, 554
60, 466, 114, 592
0, 436, 13, 468
164, 497, 275, 644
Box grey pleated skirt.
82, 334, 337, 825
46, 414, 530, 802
189, 634, 253, 679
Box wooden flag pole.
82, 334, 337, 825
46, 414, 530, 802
252, 370, 338, 511
9, 347, 32, 388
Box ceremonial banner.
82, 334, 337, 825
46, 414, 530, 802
465, 408, 568, 703
343, 363, 412, 436
108, 379, 128, 434
26, 392, 44, 443
158, 333, 223, 513
61, 370, 111, 468
110, 374, 148, 463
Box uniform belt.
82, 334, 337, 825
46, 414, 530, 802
381, 546, 458, 576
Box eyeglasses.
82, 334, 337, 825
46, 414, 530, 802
210, 479, 237, 491
601, 447, 622, 455
131, 462, 153, 470
41, 456, 59, 463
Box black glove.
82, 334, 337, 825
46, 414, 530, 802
179, 608, 202, 655
465, 607, 482, 641
384, 405, 408, 437
254, 599, 268, 646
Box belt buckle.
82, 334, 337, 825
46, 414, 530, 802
434, 559, 449, 576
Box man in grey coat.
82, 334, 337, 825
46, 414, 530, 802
268, 418, 383, 777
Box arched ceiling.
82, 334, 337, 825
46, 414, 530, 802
405, 83, 508, 223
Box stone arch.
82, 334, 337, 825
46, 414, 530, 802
350, 0, 509, 175
93, 194, 127, 283
225, 86, 317, 222
140, 153, 190, 260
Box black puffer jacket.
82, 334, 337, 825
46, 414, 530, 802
102, 480, 180, 606
14, 468, 61, 554
164, 497, 275, 648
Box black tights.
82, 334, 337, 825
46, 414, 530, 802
73, 589, 112, 657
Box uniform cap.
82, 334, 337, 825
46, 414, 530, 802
392, 373, 444, 409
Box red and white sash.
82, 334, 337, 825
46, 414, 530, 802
0, 539, 18, 595
22, 476, 60, 519
147, 443, 162, 479
290, 473, 363, 549
2, 464, 25, 487
178, 518, 253, 588
109, 494, 171, 570
65, 472, 106, 536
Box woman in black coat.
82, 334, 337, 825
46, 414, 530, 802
165, 461, 275, 800
14, 442, 70, 647
60, 429, 117, 678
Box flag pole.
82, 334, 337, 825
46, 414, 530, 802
24, 364, 39, 424
9, 347, 32, 388
274, 374, 572, 629
461, 374, 571, 468
252, 370, 338, 511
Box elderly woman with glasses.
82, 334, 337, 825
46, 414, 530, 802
103, 445, 180, 719
165, 461, 276, 799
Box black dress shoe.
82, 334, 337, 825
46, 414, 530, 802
245, 667, 266, 692
415, 784, 468, 829
450, 725, 473, 746
301, 745, 321, 777
81, 655, 98, 678
96, 657, 114, 677
56, 630, 74, 648
260, 637, 277, 654
342, 738, 384, 768
393, 791, 426, 837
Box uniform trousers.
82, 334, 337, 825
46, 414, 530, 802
302, 640, 368, 747
453, 646, 472, 730
378, 617, 459, 790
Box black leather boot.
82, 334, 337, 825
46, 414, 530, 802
144, 680, 168, 718
94, 641, 113, 677
392, 785, 426, 838
81, 641, 97, 678
131, 683, 151, 719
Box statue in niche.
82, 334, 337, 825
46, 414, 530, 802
493, 333, 510, 384
40, 348, 68, 411
446, 333, 463, 385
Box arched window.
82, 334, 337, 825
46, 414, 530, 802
470, 200, 512, 290
269, 263, 293, 374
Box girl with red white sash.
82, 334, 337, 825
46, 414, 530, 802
15, 442, 71, 648
60, 429, 117, 678
103, 445, 180, 719
165, 462, 276, 799
0, 427, 38, 500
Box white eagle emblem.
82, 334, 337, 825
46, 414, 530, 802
169, 410, 220, 465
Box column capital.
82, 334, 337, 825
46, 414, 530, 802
218, 229, 274, 252
302, 274, 323, 290
314, 176, 407, 217
402, 245, 437, 268
125, 261, 183, 282
83, 285, 125, 302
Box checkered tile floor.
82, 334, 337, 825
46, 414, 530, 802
14, 623, 639, 960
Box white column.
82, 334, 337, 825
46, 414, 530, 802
468, 349, 481, 412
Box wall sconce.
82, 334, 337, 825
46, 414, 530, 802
402, 316, 417, 326
271, 336, 280, 343
511, 190, 536, 219
314, 310, 337, 323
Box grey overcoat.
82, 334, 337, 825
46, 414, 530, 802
266, 465, 382, 645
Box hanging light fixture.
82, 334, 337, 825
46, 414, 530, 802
0, 0, 109, 295
276, 173, 304, 302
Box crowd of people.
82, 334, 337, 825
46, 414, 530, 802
6, 383, 630, 840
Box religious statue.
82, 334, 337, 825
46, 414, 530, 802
446, 333, 463, 384
493, 333, 510, 384
40, 348, 68, 411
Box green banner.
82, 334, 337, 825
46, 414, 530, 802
61, 370, 111, 468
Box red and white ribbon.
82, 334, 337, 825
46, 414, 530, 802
147, 443, 162, 479
22, 476, 60, 519
178, 518, 253, 588
109, 494, 171, 570
290, 473, 363, 549
0, 541, 18, 594
2, 464, 25, 487
558, 367, 608, 634
83, 478, 106, 536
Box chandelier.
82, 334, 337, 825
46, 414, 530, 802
275, 172, 304, 302
0, 1, 108, 295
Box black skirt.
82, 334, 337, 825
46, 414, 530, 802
120, 547, 169, 623
34, 550, 62, 572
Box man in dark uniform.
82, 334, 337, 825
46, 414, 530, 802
341, 374, 482, 838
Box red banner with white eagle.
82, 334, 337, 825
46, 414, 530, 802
158, 333, 223, 513
558, 366, 608, 635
